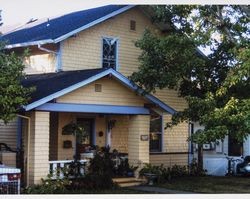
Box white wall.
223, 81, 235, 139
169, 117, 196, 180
243, 135, 250, 156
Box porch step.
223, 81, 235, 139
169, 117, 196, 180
113, 177, 146, 187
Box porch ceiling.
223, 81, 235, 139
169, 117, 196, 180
35, 103, 150, 115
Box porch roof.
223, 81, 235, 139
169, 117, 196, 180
22, 68, 177, 114
35, 103, 150, 115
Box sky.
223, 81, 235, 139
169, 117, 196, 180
1, 0, 247, 26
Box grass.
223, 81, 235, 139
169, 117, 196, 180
23, 176, 250, 194
59, 188, 149, 194
22, 187, 150, 194
157, 176, 250, 193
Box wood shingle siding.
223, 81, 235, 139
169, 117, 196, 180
57, 113, 75, 160
128, 115, 150, 167
57, 77, 147, 106
61, 7, 157, 76
150, 153, 188, 167
28, 111, 50, 185
0, 119, 18, 150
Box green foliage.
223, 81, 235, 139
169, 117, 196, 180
139, 163, 169, 183
131, 5, 250, 145
25, 148, 117, 194
139, 163, 167, 176
0, 46, 33, 123
88, 147, 115, 177
71, 147, 116, 190
170, 165, 189, 178
62, 122, 88, 143
24, 173, 72, 194
188, 158, 207, 176
139, 162, 205, 184
68, 173, 116, 191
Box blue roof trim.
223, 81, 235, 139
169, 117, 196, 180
24, 68, 176, 114
109, 70, 177, 114
35, 103, 150, 115
54, 5, 135, 43
2, 5, 136, 48
24, 68, 114, 111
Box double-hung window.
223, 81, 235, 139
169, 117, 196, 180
149, 110, 163, 152
102, 37, 118, 70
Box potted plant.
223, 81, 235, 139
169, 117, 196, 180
127, 165, 138, 177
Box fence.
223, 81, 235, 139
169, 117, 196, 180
0, 166, 21, 194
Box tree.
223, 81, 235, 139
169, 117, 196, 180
0, 12, 32, 123
131, 5, 250, 170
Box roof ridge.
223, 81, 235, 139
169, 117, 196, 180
1, 5, 135, 49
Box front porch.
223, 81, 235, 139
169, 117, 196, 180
23, 110, 150, 185
19, 68, 175, 186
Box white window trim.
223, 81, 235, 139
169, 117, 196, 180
101, 36, 119, 71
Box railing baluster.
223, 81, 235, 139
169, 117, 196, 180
59, 163, 65, 179
49, 159, 88, 179
52, 163, 57, 178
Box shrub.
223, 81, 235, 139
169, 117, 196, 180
188, 158, 207, 176
169, 165, 188, 178
139, 163, 169, 183
24, 173, 72, 194
139, 161, 206, 184
75, 146, 116, 190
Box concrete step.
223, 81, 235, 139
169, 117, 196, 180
113, 177, 137, 183
118, 181, 143, 187
113, 177, 146, 187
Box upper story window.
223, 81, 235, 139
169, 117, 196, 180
102, 37, 118, 70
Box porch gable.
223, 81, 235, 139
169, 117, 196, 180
22, 68, 176, 114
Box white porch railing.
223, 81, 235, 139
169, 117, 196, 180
49, 160, 88, 179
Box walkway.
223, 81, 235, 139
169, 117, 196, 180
128, 185, 195, 194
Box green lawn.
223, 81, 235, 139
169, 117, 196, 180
158, 176, 250, 193
23, 187, 150, 194
61, 188, 149, 194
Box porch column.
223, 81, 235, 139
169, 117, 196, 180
128, 115, 150, 175
28, 111, 50, 185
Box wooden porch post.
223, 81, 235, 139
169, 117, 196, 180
105, 117, 111, 148
28, 111, 50, 185
128, 115, 150, 176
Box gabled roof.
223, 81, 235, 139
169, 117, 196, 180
21, 68, 177, 114
21, 68, 105, 103
1, 5, 135, 48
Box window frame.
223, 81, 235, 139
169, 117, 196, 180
149, 110, 163, 153
101, 36, 119, 70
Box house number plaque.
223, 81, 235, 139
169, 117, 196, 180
141, 135, 149, 141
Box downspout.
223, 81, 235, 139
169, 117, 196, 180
37, 43, 62, 72
188, 122, 194, 166
16, 114, 30, 187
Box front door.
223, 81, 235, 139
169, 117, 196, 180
76, 118, 94, 155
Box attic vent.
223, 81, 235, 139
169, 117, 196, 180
95, 84, 102, 92
130, 20, 136, 31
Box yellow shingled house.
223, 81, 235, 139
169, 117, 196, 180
0, 5, 190, 186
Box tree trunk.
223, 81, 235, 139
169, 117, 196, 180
197, 144, 203, 172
